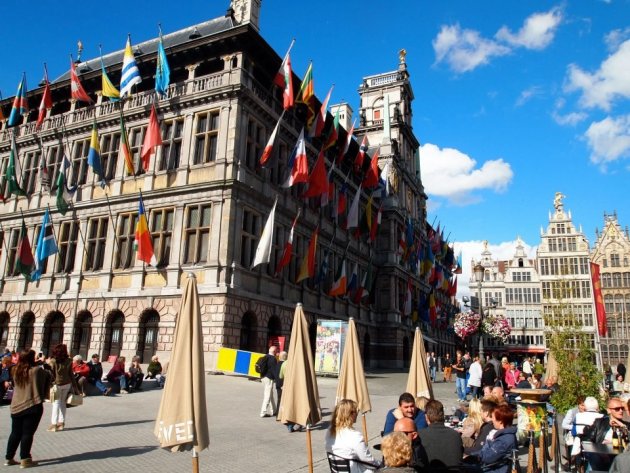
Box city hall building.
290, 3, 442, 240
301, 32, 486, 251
0, 0, 458, 369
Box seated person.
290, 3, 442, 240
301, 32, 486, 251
515, 372, 531, 389
86, 354, 112, 396
581, 397, 630, 471
0, 356, 13, 401
128, 356, 144, 392
71, 355, 91, 396
383, 392, 427, 435
467, 404, 517, 472
461, 399, 484, 449
464, 399, 498, 454
106, 355, 130, 393
612, 374, 624, 393
378, 431, 416, 472
393, 417, 427, 469
417, 400, 463, 468
146, 355, 165, 387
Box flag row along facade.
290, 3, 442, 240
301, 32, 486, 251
0, 0, 460, 368
469, 194, 629, 370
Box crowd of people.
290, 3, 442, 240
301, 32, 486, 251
1, 345, 165, 468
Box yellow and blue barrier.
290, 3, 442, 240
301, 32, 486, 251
216, 347, 265, 378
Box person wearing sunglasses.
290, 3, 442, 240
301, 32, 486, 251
583, 397, 630, 445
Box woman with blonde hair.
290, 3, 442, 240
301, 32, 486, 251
325, 399, 377, 472
461, 398, 484, 448
377, 431, 415, 472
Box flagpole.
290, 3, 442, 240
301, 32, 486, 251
0, 222, 8, 287
104, 194, 123, 280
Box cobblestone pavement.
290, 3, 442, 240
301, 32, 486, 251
0, 371, 552, 472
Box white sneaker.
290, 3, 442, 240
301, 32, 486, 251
120, 389, 129, 394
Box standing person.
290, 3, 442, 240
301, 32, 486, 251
504, 362, 519, 390
4, 350, 52, 468
428, 352, 437, 383
48, 344, 74, 432
86, 354, 112, 396
468, 355, 482, 399
533, 358, 544, 377
453, 351, 468, 402
488, 353, 501, 381
259, 346, 278, 418
325, 399, 377, 472
442, 353, 452, 382
481, 362, 496, 392
522, 357, 532, 377
275, 351, 287, 410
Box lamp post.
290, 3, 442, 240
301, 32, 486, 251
473, 263, 485, 363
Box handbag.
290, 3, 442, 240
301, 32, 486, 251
66, 392, 83, 407
49, 384, 58, 402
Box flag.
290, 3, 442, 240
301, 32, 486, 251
155, 33, 171, 98
309, 85, 333, 138
140, 105, 163, 171
590, 262, 607, 337
429, 292, 437, 325
337, 181, 348, 217
275, 211, 300, 276
70, 60, 93, 103
346, 185, 361, 230
346, 263, 359, 295
454, 251, 463, 274
296, 226, 318, 283
353, 262, 372, 303
260, 114, 282, 167
251, 199, 277, 269
36, 69, 52, 129
101, 57, 120, 101
6, 133, 26, 197
303, 149, 328, 198
87, 121, 106, 186
362, 148, 380, 188
121, 36, 142, 97
135, 194, 157, 266
8, 74, 28, 127
339, 119, 355, 164
15, 219, 35, 281
449, 276, 458, 298
31, 209, 59, 281
359, 194, 373, 237
297, 63, 315, 125
354, 135, 368, 173
403, 279, 412, 317
329, 259, 347, 297
370, 204, 382, 243
38, 146, 50, 192
56, 156, 74, 215
282, 128, 309, 187
274, 43, 294, 110
315, 248, 330, 286
119, 111, 135, 175
323, 107, 339, 151
379, 160, 390, 196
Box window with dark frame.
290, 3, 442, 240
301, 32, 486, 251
245, 117, 265, 170
150, 208, 174, 267
47, 144, 63, 191
184, 204, 211, 264
85, 217, 109, 271
100, 132, 121, 181
70, 138, 90, 186
129, 126, 147, 175
240, 209, 259, 268
114, 212, 138, 270
56, 220, 79, 274
21, 150, 40, 195
158, 118, 185, 171
193, 111, 220, 165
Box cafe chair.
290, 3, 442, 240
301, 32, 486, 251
326, 452, 379, 473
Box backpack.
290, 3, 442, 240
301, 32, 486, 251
255, 356, 268, 376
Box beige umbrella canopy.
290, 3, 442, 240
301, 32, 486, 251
544, 351, 559, 383
406, 326, 434, 399
624, 351, 630, 392
336, 318, 371, 443
155, 274, 209, 471
278, 303, 321, 473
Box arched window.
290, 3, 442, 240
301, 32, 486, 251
623, 272, 630, 287
613, 273, 622, 288
17, 312, 35, 352
602, 273, 612, 288
605, 294, 614, 314
43, 311, 65, 357
104, 311, 125, 360
72, 311, 93, 359
239, 312, 257, 352
138, 309, 160, 363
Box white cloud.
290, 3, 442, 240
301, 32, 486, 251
433, 24, 510, 73
551, 110, 588, 126
454, 239, 538, 299
564, 39, 630, 111
584, 115, 630, 164
605, 27, 630, 51
516, 85, 544, 106
419, 143, 514, 204
496, 7, 563, 50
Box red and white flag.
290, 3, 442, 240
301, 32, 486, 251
354, 135, 368, 172
36, 67, 52, 130
260, 113, 283, 167
274, 42, 294, 110
275, 210, 300, 276
70, 60, 93, 103
309, 85, 333, 138
282, 128, 309, 187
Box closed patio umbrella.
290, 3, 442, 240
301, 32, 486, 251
154, 273, 209, 473
406, 326, 434, 399
336, 318, 371, 442
278, 303, 321, 473
544, 351, 559, 382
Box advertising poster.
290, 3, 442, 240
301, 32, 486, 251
315, 319, 348, 376
516, 401, 546, 442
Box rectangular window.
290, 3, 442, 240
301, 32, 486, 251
56, 220, 79, 273
100, 132, 121, 181
129, 126, 146, 174
193, 111, 220, 164
611, 254, 621, 267
47, 144, 63, 191
240, 209, 259, 267
6, 228, 21, 277
70, 138, 90, 186
21, 150, 41, 195
85, 217, 109, 271
114, 212, 138, 269
158, 118, 185, 171
150, 208, 174, 267
184, 204, 212, 264
245, 118, 265, 170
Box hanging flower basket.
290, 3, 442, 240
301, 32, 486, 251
481, 314, 511, 343
454, 312, 480, 339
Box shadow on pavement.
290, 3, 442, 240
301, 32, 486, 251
65, 419, 154, 431
37, 445, 157, 465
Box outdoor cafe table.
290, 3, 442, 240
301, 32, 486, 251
581, 442, 620, 472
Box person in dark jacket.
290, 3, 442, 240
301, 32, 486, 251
515, 372, 531, 389
259, 346, 278, 418
417, 400, 463, 468
583, 397, 630, 443
469, 404, 517, 473
464, 399, 497, 455
393, 417, 428, 469
481, 362, 496, 391
86, 354, 111, 395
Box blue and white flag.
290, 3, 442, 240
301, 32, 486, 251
31, 209, 58, 281
120, 36, 142, 97
155, 35, 170, 97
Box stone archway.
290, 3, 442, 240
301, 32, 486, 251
72, 310, 93, 360
42, 311, 65, 357
104, 310, 125, 360
0, 311, 9, 349
17, 312, 35, 352
239, 312, 257, 352
138, 309, 160, 363
267, 315, 282, 350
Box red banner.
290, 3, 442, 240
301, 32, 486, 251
590, 262, 607, 337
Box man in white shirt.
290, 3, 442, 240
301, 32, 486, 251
522, 357, 532, 377
468, 355, 483, 399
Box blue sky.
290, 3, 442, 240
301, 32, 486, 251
1, 1, 629, 295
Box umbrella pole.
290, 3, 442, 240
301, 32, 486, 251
192, 449, 199, 473
306, 424, 314, 473
361, 413, 368, 445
